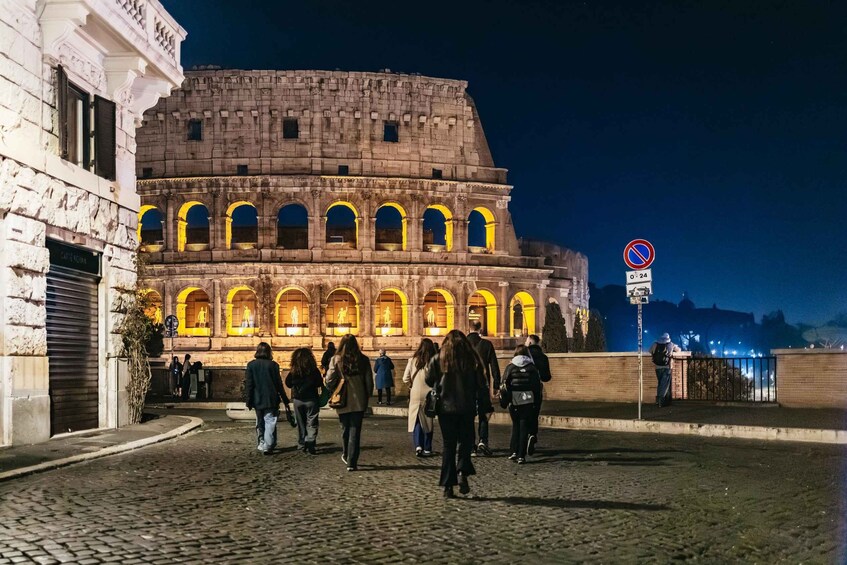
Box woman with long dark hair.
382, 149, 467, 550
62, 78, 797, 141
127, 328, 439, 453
425, 330, 491, 498
402, 338, 437, 456
324, 334, 374, 471
245, 342, 290, 455
285, 347, 323, 454
501, 344, 542, 464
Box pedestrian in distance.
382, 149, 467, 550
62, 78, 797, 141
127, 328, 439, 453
168, 355, 183, 398
285, 347, 323, 455
649, 333, 680, 407
403, 338, 437, 457
466, 321, 499, 456
245, 342, 291, 455
325, 334, 374, 472
425, 330, 492, 499
501, 345, 543, 464
320, 341, 336, 374
524, 334, 551, 454
180, 353, 192, 401
374, 349, 395, 405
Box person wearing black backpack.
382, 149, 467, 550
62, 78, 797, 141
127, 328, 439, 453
500, 345, 543, 464
649, 333, 680, 407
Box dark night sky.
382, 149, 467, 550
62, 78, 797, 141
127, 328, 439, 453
160, 0, 847, 325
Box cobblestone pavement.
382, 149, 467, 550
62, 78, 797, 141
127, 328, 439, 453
1, 414, 845, 564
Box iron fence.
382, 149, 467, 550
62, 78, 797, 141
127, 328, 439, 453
677, 356, 777, 402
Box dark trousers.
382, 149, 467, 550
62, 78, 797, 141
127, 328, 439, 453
338, 411, 364, 467
530, 384, 544, 436
293, 398, 319, 447
412, 419, 433, 451
377, 388, 392, 404
477, 412, 489, 445
509, 405, 536, 458
438, 413, 476, 487
656, 367, 672, 406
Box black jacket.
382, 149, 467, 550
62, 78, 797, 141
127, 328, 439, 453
425, 354, 492, 416
285, 367, 323, 402
320, 348, 335, 372
467, 332, 502, 389
503, 359, 542, 408
245, 358, 289, 410
527, 344, 552, 383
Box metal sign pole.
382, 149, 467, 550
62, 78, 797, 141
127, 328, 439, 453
638, 301, 643, 420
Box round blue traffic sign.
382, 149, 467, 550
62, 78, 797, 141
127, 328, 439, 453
623, 239, 655, 270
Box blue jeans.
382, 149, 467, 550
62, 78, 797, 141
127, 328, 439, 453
412, 419, 433, 451
655, 367, 672, 406
255, 408, 279, 451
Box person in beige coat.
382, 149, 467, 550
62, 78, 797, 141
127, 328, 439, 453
403, 338, 437, 457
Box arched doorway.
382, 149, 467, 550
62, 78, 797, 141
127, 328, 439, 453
510, 291, 536, 337
326, 202, 358, 249
468, 289, 497, 336
326, 288, 359, 336
423, 204, 453, 251
422, 289, 455, 337
177, 201, 210, 252
374, 203, 407, 251
277, 204, 308, 249
226, 202, 257, 250
176, 287, 211, 336
226, 286, 257, 336
276, 287, 309, 336
375, 288, 407, 336
468, 207, 495, 253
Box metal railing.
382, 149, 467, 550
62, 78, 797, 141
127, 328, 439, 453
677, 356, 777, 402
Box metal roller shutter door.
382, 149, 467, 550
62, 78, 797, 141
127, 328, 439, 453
47, 265, 100, 435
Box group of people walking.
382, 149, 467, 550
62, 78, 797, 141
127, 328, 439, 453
242, 321, 553, 499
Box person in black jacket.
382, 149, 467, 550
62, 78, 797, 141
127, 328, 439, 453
525, 334, 551, 453
320, 342, 336, 374
426, 330, 492, 499
168, 356, 182, 398
245, 342, 290, 455
501, 345, 543, 464
466, 321, 500, 456
285, 347, 323, 454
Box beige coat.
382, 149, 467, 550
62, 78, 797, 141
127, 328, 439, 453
325, 354, 374, 415
403, 356, 434, 433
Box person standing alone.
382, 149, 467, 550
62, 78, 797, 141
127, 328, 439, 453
245, 342, 291, 455
466, 321, 499, 456
373, 349, 395, 405
649, 333, 680, 407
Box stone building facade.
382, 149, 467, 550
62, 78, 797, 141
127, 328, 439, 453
135, 69, 588, 366
0, 0, 184, 445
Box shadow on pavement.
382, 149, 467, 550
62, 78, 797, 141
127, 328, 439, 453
357, 464, 434, 472
465, 496, 669, 511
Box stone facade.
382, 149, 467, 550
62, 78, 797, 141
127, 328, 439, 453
0, 0, 184, 446
135, 69, 588, 366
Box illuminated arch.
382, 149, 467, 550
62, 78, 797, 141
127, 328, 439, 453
276, 286, 310, 336
138, 205, 164, 249
326, 201, 359, 248
142, 289, 163, 325
225, 201, 257, 250
510, 291, 537, 337
326, 287, 360, 336
176, 286, 211, 336
468, 206, 496, 252
226, 285, 257, 336
177, 201, 210, 252
422, 288, 455, 337
277, 203, 309, 249
374, 202, 408, 251
423, 204, 453, 251
375, 287, 408, 336
468, 289, 497, 337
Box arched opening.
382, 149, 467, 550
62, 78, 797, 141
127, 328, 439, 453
276, 287, 309, 336
374, 203, 407, 251
326, 202, 358, 249
177, 201, 210, 252
510, 291, 536, 337
138, 206, 163, 251
423, 289, 455, 337
423, 204, 453, 252
277, 204, 308, 249
468, 207, 495, 253
326, 288, 359, 336
143, 289, 163, 325
176, 287, 211, 336
226, 202, 257, 250
468, 289, 497, 337
375, 288, 407, 336
226, 286, 257, 336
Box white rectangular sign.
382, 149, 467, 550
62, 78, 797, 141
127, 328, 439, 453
626, 269, 652, 284
627, 281, 653, 297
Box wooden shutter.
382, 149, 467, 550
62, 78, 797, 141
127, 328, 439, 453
94, 95, 116, 180
57, 66, 69, 160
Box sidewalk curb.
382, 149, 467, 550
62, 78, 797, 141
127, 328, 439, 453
0, 416, 204, 482
369, 406, 847, 445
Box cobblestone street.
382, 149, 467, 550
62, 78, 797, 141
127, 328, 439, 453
1, 414, 845, 564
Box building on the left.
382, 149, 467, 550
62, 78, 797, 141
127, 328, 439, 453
0, 0, 185, 446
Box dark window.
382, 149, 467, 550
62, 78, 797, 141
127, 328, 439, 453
188, 119, 202, 141
141, 167, 153, 179
338, 165, 349, 176
383, 121, 399, 142
94, 96, 116, 181
57, 66, 90, 170
432, 168, 443, 179
282, 118, 299, 139
237, 164, 248, 176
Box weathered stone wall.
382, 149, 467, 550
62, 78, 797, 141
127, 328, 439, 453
773, 349, 847, 408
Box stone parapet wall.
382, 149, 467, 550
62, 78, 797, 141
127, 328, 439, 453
773, 349, 847, 408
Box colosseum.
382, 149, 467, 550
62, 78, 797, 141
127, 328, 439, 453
135, 68, 588, 370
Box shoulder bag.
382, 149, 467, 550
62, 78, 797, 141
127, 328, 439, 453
424, 377, 442, 418
328, 365, 348, 409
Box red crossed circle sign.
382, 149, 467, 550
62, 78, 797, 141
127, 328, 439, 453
623, 239, 655, 270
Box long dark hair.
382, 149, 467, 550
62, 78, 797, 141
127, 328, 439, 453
290, 347, 318, 377
413, 338, 436, 371
326, 342, 336, 354
255, 341, 273, 360
439, 330, 482, 377
337, 334, 363, 375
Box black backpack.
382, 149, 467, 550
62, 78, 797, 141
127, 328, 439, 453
651, 343, 671, 366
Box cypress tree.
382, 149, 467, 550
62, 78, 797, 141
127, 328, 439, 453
585, 309, 607, 352
541, 301, 569, 353
572, 309, 586, 352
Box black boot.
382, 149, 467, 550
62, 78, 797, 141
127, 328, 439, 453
443, 486, 455, 499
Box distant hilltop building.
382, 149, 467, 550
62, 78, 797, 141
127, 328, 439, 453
135, 69, 587, 363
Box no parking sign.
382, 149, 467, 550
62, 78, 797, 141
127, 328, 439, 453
623, 239, 655, 270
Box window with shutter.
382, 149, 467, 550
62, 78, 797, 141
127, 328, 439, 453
94, 96, 116, 181
57, 66, 91, 169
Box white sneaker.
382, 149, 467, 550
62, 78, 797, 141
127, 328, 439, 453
257, 443, 266, 452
